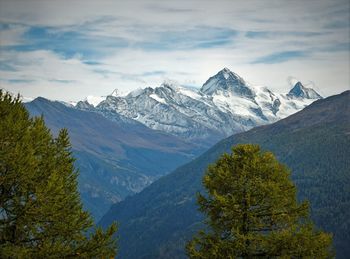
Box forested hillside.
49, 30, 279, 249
100, 91, 350, 258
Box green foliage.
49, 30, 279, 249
186, 144, 333, 258
0, 90, 117, 258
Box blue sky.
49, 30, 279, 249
0, 0, 349, 101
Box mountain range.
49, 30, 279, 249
24, 68, 323, 218
25, 98, 203, 220
99, 91, 350, 259
76, 68, 322, 146
24, 68, 322, 220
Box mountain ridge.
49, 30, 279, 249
76, 68, 322, 146
200, 67, 254, 98
25, 97, 204, 220
287, 81, 322, 99
99, 90, 350, 259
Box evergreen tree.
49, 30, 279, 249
0, 90, 117, 258
186, 144, 333, 258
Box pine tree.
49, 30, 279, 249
186, 144, 333, 258
0, 90, 117, 258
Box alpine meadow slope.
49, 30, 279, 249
25, 98, 203, 220
100, 91, 350, 259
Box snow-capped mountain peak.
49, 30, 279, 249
200, 68, 255, 99
111, 89, 120, 97
287, 81, 322, 99
75, 68, 322, 146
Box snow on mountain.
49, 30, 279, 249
85, 95, 105, 107
75, 68, 322, 145
79, 89, 130, 108
287, 81, 322, 99
111, 88, 129, 97
201, 67, 255, 99
149, 93, 167, 104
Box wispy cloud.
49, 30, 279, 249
245, 31, 325, 39
0, 63, 17, 71
6, 79, 36, 84
132, 26, 237, 51
324, 20, 350, 29
48, 79, 77, 84
321, 42, 350, 52
0, 0, 349, 100
146, 4, 194, 14
1, 24, 129, 59
252, 51, 308, 64
142, 70, 166, 77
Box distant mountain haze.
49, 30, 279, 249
25, 98, 203, 220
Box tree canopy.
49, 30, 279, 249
0, 90, 117, 258
186, 144, 333, 258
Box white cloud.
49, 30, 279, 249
0, 24, 28, 46
0, 50, 122, 101
0, 0, 349, 101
